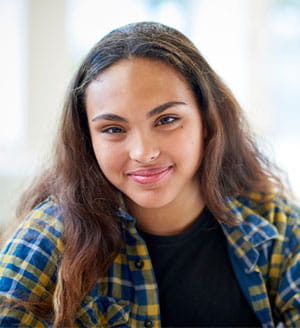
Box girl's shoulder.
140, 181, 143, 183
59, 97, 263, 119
1, 195, 65, 260
24, 195, 64, 234
234, 191, 300, 226
0, 196, 64, 324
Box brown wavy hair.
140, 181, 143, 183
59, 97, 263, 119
12, 22, 283, 326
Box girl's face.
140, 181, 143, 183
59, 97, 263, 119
86, 57, 204, 212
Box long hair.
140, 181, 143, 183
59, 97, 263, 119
14, 21, 283, 326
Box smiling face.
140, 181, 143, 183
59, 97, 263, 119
86, 57, 204, 216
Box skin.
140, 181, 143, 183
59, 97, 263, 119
86, 57, 205, 236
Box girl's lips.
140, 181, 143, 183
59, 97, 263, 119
127, 166, 173, 185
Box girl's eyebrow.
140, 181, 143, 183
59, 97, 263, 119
91, 113, 126, 123
147, 101, 187, 118
91, 101, 187, 123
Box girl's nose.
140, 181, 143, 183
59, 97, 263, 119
128, 132, 160, 164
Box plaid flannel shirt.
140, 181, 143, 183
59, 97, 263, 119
0, 192, 300, 328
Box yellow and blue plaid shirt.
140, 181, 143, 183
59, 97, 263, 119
0, 192, 300, 327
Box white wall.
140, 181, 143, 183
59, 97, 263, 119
1, 0, 299, 236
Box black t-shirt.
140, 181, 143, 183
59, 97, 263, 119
139, 207, 261, 327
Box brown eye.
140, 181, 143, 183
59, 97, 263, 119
156, 116, 180, 126
101, 126, 125, 134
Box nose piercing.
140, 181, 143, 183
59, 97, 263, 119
149, 152, 160, 161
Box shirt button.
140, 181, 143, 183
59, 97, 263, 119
135, 258, 144, 269
144, 319, 153, 327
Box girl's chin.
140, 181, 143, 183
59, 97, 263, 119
124, 194, 172, 211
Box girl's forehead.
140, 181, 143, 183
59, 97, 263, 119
85, 58, 200, 120
87, 58, 190, 99
93, 57, 185, 83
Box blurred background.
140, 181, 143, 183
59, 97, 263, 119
1, 0, 300, 237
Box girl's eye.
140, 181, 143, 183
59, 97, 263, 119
156, 116, 180, 126
101, 126, 125, 134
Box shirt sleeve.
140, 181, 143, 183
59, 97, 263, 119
0, 198, 64, 327
274, 206, 300, 327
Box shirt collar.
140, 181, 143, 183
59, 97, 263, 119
220, 195, 279, 272
117, 208, 136, 223
116, 192, 136, 222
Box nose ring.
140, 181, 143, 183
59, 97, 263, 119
149, 152, 160, 161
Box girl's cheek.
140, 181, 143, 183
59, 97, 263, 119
97, 146, 125, 167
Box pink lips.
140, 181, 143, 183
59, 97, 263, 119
127, 166, 172, 185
